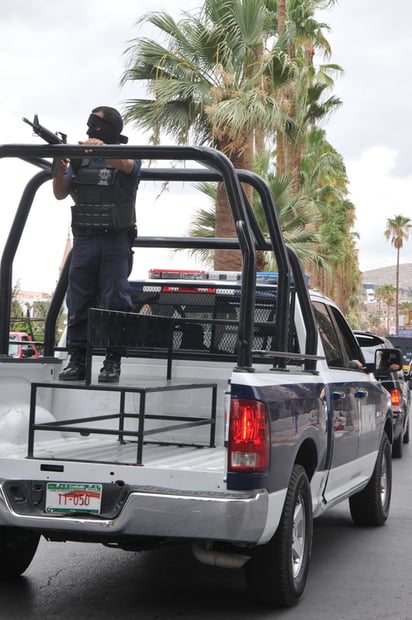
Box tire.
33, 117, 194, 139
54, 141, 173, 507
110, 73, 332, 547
245, 465, 313, 607
403, 419, 409, 444
392, 428, 403, 458
349, 431, 392, 526
0, 527, 40, 580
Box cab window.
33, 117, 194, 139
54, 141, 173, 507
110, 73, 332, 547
313, 302, 363, 369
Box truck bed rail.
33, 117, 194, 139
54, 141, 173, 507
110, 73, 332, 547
28, 380, 217, 465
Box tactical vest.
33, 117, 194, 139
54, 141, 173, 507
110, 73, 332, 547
70, 159, 136, 235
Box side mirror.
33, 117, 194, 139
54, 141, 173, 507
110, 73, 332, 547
374, 347, 403, 378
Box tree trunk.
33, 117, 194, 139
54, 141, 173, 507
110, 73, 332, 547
214, 182, 241, 270
275, 0, 287, 178
395, 247, 400, 335
214, 139, 254, 271
278, 0, 286, 32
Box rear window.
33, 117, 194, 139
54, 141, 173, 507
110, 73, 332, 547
128, 280, 291, 357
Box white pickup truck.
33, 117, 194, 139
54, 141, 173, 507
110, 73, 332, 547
0, 143, 399, 607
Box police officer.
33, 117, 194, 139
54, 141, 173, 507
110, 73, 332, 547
53, 106, 141, 383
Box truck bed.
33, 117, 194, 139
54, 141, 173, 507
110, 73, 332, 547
0, 359, 228, 492
0, 431, 227, 496
1, 436, 226, 473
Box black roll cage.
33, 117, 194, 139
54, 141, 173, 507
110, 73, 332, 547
0, 143, 318, 371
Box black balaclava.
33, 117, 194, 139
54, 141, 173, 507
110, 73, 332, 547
86, 106, 128, 144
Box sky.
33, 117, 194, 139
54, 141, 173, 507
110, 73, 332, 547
1, 0, 411, 293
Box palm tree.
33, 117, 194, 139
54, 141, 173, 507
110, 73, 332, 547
121, 0, 295, 269
274, 0, 341, 187
184, 162, 321, 269
384, 215, 412, 335
297, 126, 360, 313
185, 125, 358, 312
368, 313, 381, 333
121, 0, 357, 305
375, 284, 396, 334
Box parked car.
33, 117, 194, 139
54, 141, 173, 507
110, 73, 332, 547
355, 331, 411, 457
8, 332, 39, 359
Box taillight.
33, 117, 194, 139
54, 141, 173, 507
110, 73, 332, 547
228, 399, 270, 472
391, 389, 402, 409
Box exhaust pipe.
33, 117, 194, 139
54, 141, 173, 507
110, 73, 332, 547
192, 543, 250, 569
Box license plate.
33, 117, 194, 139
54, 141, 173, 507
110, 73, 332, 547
45, 482, 102, 514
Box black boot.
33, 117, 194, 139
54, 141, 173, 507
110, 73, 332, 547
98, 353, 121, 383
59, 350, 86, 381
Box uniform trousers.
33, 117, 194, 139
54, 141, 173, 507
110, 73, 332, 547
66, 230, 133, 354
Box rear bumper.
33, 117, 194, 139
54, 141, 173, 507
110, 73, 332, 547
0, 481, 272, 545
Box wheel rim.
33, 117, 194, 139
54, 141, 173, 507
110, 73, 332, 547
291, 492, 306, 579
380, 447, 388, 507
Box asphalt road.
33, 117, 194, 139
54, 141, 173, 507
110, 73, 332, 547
1, 444, 412, 620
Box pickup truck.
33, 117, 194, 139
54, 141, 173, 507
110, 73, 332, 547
0, 143, 399, 607
355, 330, 411, 458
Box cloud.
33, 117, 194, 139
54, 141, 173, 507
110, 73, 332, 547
326, 0, 412, 176
1, 0, 411, 292
346, 146, 412, 272
0, 0, 203, 292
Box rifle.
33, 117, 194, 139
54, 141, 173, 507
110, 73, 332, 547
23, 114, 67, 144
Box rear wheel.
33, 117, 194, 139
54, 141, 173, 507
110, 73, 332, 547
392, 427, 403, 458
0, 527, 40, 579
245, 465, 313, 607
403, 419, 409, 444
349, 431, 391, 526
